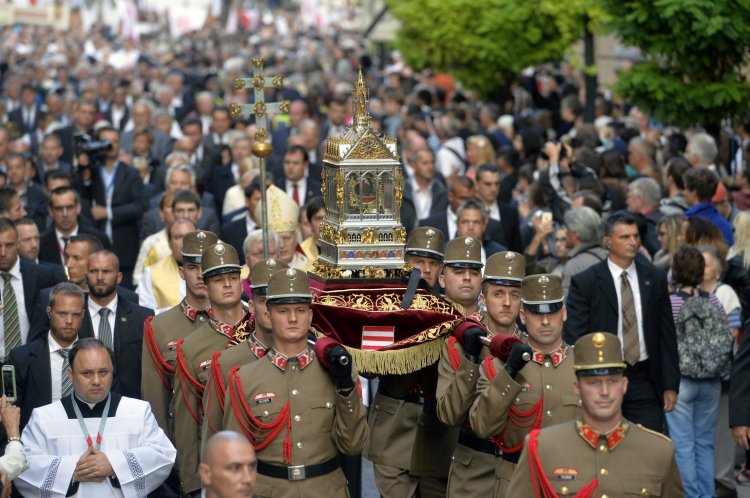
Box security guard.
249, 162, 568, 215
365, 226, 450, 498
223, 268, 368, 497
507, 332, 684, 498
141, 229, 218, 437
201, 258, 289, 447
470, 273, 579, 498
173, 242, 252, 496
436, 235, 497, 498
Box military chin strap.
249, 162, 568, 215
401, 267, 422, 310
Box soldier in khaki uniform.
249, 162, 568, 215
173, 242, 253, 496
507, 332, 684, 497
470, 273, 580, 498
223, 268, 368, 498
365, 226, 451, 498
436, 236, 499, 498
201, 258, 289, 447
141, 229, 218, 437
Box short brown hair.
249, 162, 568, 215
683, 168, 719, 202
672, 246, 705, 287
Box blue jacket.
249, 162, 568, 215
685, 202, 734, 246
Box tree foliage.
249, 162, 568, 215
385, 0, 607, 95
602, 0, 750, 128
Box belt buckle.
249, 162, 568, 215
288, 465, 306, 481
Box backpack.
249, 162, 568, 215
673, 290, 733, 379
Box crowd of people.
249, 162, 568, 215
0, 5, 749, 498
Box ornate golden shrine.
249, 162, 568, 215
312, 68, 408, 280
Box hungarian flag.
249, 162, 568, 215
361, 326, 395, 351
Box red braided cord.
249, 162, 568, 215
447, 336, 461, 372
175, 340, 206, 424
143, 316, 172, 390
209, 350, 226, 411
502, 397, 544, 453
527, 429, 558, 498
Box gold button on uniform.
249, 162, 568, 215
292, 389, 299, 396
641, 488, 649, 496
600, 468, 608, 476
560, 486, 568, 495
599, 444, 607, 453
294, 415, 301, 422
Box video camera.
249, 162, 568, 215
74, 132, 113, 165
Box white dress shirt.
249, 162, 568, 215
607, 258, 648, 361
110, 105, 126, 130
447, 207, 458, 239
0, 257, 30, 361
410, 177, 433, 221
55, 226, 79, 264
88, 296, 118, 345
48, 333, 76, 402
286, 176, 308, 206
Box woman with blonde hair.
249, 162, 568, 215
465, 135, 495, 179
729, 211, 750, 266
654, 213, 686, 273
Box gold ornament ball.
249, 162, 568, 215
252, 142, 274, 158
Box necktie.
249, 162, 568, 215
61, 236, 70, 263
98, 308, 113, 350
58, 349, 73, 398
620, 271, 640, 365
292, 183, 300, 205
1, 273, 21, 353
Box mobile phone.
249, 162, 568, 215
1, 365, 17, 404
541, 212, 553, 224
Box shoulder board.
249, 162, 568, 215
635, 423, 675, 444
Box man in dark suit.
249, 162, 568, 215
76, 127, 147, 288
0, 218, 58, 362
181, 117, 220, 181
273, 144, 321, 208
564, 212, 680, 432
103, 82, 130, 131
53, 99, 98, 165
419, 175, 509, 247
455, 198, 506, 261
219, 179, 262, 265
15, 218, 67, 281
120, 100, 173, 164
83, 249, 153, 398
401, 148, 449, 234
475, 164, 523, 252
36, 134, 73, 186
39, 186, 110, 267
8, 282, 85, 429
7, 84, 40, 136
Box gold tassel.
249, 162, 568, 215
310, 328, 447, 375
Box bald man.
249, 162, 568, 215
199, 431, 257, 498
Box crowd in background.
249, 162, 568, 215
1, 5, 750, 497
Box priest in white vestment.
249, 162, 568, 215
16, 338, 176, 498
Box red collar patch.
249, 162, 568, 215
267, 348, 315, 371
249, 333, 268, 359
181, 299, 212, 322
530, 344, 569, 367
576, 419, 629, 450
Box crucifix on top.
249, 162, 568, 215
230, 57, 291, 154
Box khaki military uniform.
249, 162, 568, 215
223, 346, 368, 498
201, 332, 268, 448
506, 419, 684, 497
141, 299, 211, 438
469, 343, 579, 497
172, 311, 251, 494
437, 334, 500, 498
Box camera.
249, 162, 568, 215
74, 132, 113, 165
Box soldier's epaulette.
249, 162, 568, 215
635, 423, 675, 444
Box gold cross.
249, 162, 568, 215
230, 58, 291, 144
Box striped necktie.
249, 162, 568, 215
58, 349, 73, 398
1, 272, 22, 353
98, 308, 113, 350
620, 271, 640, 365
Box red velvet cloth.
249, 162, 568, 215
309, 277, 463, 351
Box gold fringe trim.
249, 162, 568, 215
310, 327, 447, 375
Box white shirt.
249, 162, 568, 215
0, 257, 30, 361
245, 215, 257, 236
607, 258, 648, 361
88, 296, 118, 345
286, 177, 308, 206
447, 207, 458, 239
487, 202, 500, 222
110, 105, 126, 130
48, 333, 76, 402
55, 226, 79, 264
410, 177, 433, 221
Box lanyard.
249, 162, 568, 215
71, 394, 111, 450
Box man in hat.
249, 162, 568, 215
404, 226, 445, 290
364, 226, 449, 498
507, 332, 683, 497
201, 258, 289, 447
436, 236, 499, 497
254, 185, 308, 270
137, 218, 197, 314
223, 268, 368, 497
470, 273, 580, 497
141, 230, 218, 437
173, 242, 253, 496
